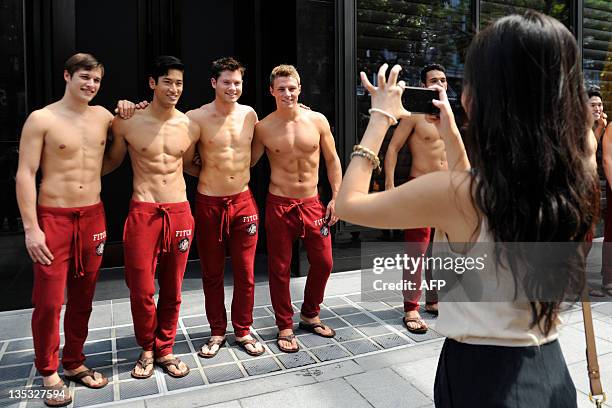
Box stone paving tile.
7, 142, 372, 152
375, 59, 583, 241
4, 339, 33, 353
333, 327, 365, 342
307, 359, 364, 382
239, 378, 371, 408
203, 364, 244, 384
182, 315, 208, 328
119, 377, 159, 399
345, 368, 432, 408
165, 369, 205, 390
309, 345, 350, 362
276, 351, 316, 369
241, 357, 282, 376
198, 348, 234, 366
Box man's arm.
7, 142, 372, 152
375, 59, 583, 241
318, 113, 343, 225
102, 117, 129, 175
15, 111, 54, 265
595, 112, 608, 144
182, 115, 202, 177
602, 126, 612, 186
251, 122, 266, 167
384, 118, 415, 190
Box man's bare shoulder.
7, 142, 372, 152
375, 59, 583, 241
187, 103, 213, 120
256, 111, 277, 128
304, 109, 329, 126
90, 105, 114, 122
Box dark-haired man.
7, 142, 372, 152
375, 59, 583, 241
182, 57, 264, 357
251, 64, 342, 353
589, 87, 608, 144
104, 56, 200, 379
16, 53, 111, 406
383, 63, 448, 334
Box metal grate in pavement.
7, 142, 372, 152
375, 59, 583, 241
0, 293, 441, 407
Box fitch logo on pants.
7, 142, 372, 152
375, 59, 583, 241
176, 229, 192, 252
243, 214, 258, 236
93, 231, 107, 256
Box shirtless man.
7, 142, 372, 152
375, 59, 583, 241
383, 63, 448, 334
251, 65, 342, 353
16, 53, 110, 407
104, 56, 199, 379
183, 57, 264, 358
589, 87, 608, 144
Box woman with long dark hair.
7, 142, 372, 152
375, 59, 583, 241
336, 11, 598, 407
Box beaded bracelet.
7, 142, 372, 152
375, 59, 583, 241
351, 144, 381, 173
368, 108, 398, 126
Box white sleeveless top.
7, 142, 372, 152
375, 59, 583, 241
433, 219, 560, 347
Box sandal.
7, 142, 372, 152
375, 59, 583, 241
43, 380, 72, 407
130, 356, 154, 379
64, 369, 108, 389
403, 316, 428, 334
298, 321, 336, 338
424, 303, 439, 316
197, 337, 226, 359
155, 357, 190, 378
236, 337, 265, 357
277, 333, 299, 353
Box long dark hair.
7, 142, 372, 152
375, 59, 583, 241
463, 12, 599, 334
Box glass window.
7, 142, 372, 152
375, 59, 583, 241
353, 0, 472, 242
480, 1, 570, 28
583, 1, 612, 101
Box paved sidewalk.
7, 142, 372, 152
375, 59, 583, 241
0, 243, 612, 407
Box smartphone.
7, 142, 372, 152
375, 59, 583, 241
402, 86, 440, 115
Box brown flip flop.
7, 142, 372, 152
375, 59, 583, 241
64, 369, 108, 389
298, 321, 336, 338
277, 333, 300, 353
43, 380, 72, 407
155, 357, 190, 378
236, 337, 265, 357
197, 337, 226, 359
130, 356, 154, 379
403, 316, 428, 334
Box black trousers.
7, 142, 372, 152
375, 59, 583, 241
434, 338, 577, 408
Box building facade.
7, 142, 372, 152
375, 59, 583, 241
0, 0, 610, 310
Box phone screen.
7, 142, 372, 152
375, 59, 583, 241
402, 86, 440, 115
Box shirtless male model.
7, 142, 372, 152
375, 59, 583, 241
104, 55, 199, 379
383, 63, 449, 334
251, 64, 342, 353
16, 53, 111, 407
183, 57, 264, 358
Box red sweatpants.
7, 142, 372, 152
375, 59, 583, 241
195, 189, 258, 337
123, 200, 193, 357
602, 182, 612, 285
265, 193, 333, 330
403, 227, 438, 312
32, 202, 106, 376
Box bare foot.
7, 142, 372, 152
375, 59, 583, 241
42, 374, 71, 407
277, 328, 298, 352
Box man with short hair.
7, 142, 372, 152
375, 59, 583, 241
16, 53, 111, 406
251, 64, 342, 353
183, 57, 264, 358
589, 87, 608, 144
383, 63, 448, 334
104, 55, 200, 379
